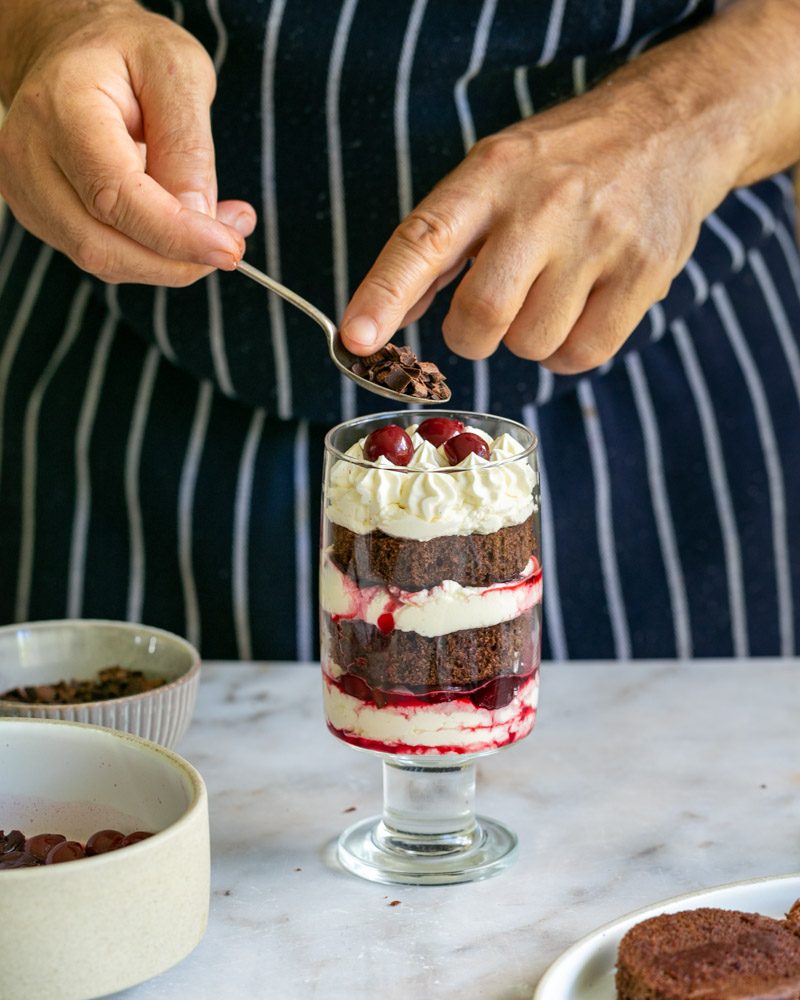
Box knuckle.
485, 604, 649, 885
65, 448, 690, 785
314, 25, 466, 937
174, 30, 216, 81
590, 200, 628, 246
505, 324, 561, 362
441, 314, 494, 360
454, 289, 510, 334
153, 125, 214, 178
166, 264, 210, 288
86, 175, 125, 227
471, 132, 530, 172
394, 208, 457, 262
653, 273, 673, 301
549, 171, 588, 211
364, 272, 411, 313
632, 238, 664, 272
71, 235, 113, 279
549, 337, 613, 374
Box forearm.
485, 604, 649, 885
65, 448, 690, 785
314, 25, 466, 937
599, 0, 800, 203
0, 0, 137, 104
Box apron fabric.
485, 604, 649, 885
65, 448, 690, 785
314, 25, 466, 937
1, 0, 799, 660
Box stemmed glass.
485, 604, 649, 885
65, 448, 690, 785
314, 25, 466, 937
320, 410, 541, 885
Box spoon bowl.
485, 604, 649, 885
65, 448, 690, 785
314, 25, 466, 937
236, 260, 450, 405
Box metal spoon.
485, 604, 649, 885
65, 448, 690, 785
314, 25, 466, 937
236, 259, 450, 405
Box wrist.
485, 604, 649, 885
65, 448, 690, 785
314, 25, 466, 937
599, 0, 800, 204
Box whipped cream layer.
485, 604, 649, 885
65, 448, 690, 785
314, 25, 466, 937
321, 550, 541, 637
322, 667, 538, 755
326, 425, 537, 540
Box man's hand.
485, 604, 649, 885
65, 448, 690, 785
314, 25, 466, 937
0, 0, 256, 285
341, 0, 800, 373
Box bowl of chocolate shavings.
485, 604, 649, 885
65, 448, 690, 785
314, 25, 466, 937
0, 620, 200, 748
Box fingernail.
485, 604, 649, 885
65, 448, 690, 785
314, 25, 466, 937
205, 249, 238, 270
179, 191, 212, 215
231, 212, 255, 236
344, 315, 378, 348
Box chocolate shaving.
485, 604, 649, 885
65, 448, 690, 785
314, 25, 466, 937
383, 366, 413, 393
0, 666, 166, 705
0, 830, 25, 855
350, 343, 449, 399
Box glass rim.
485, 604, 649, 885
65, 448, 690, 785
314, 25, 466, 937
324, 409, 539, 473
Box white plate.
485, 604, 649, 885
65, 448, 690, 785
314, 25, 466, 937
534, 873, 800, 1000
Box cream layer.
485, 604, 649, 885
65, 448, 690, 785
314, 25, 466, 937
320, 551, 541, 637
326, 426, 537, 539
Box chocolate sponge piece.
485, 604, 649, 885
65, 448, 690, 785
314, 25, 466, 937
330, 515, 537, 591
324, 611, 535, 688
616, 905, 800, 1000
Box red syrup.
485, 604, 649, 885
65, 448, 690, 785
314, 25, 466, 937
334, 667, 537, 712
376, 613, 395, 634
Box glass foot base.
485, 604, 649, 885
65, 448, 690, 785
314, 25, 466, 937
337, 814, 518, 886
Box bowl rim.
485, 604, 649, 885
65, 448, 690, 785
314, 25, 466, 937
0, 715, 207, 878
0, 619, 201, 711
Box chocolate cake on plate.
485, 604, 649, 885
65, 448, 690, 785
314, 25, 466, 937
616, 902, 800, 1000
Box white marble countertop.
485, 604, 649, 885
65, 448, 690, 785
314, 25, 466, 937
118, 659, 800, 1000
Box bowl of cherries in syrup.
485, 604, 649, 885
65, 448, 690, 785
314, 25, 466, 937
0, 717, 209, 1000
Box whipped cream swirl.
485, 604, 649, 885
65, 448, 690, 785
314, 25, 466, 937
326, 425, 537, 539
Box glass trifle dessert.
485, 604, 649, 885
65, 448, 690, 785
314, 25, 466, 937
320, 410, 541, 884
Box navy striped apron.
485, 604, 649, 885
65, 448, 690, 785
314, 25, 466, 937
1, 0, 799, 660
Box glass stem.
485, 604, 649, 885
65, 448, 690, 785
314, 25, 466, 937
374, 758, 481, 856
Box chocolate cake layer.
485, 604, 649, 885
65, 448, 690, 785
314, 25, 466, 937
324, 611, 535, 688
330, 514, 537, 591
616, 906, 800, 1000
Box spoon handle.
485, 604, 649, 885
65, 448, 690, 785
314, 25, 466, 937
236, 260, 338, 339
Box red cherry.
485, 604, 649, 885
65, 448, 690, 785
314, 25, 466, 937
443, 432, 491, 465
416, 417, 465, 448
363, 425, 414, 466
376, 613, 395, 634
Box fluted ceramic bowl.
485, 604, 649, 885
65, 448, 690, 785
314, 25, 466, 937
0, 717, 209, 1000
0, 620, 200, 749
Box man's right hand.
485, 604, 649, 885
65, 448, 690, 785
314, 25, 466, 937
0, 0, 255, 285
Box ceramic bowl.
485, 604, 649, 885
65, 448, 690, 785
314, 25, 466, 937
0, 717, 209, 1000
0, 620, 200, 748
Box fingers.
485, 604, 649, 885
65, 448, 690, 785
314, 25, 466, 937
217, 200, 258, 238
502, 262, 596, 361
398, 260, 468, 328
540, 279, 654, 374
14, 154, 216, 286
441, 229, 543, 359
340, 189, 490, 354
53, 89, 244, 270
